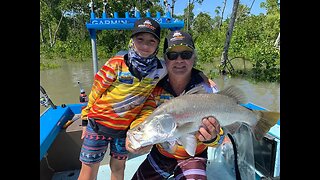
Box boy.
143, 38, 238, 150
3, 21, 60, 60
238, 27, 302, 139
78, 17, 166, 180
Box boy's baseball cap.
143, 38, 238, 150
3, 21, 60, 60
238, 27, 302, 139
131, 17, 161, 40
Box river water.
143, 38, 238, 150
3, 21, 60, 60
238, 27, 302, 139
40, 60, 280, 114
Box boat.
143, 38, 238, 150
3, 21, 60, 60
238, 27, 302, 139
40, 4, 280, 180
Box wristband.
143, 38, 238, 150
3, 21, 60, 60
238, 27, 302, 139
203, 128, 224, 147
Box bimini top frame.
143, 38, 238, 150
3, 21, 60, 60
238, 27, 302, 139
85, 1, 184, 75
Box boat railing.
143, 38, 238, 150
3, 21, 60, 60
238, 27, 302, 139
85, 0, 184, 75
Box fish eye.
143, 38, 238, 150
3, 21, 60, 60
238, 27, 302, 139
137, 127, 141, 131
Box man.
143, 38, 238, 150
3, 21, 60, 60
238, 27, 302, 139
126, 30, 224, 180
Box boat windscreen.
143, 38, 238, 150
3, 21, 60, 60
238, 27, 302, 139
207, 123, 256, 180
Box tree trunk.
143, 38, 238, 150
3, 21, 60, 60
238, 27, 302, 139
40, 23, 45, 43
187, 0, 190, 31
48, 23, 53, 48
274, 32, 280, 50
171, 0, 176, 15
219, 0, 227, 30
248, 0, 256, 14
220, 0, 239, 74
52, 12, 64, 47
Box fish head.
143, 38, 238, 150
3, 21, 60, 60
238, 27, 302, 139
127, 114, 177, 149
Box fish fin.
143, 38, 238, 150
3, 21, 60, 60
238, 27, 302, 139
160, 141, 178, 154
178, 135, 197, 156
223, 122, 243, 134
253, 111, 280, 140
180, 84, 208, 96
217, 85, 247, 104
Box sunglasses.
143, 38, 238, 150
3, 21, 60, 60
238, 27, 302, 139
166, 51, 193, 60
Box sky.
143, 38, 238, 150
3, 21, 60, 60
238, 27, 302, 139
161, 0, 267, 19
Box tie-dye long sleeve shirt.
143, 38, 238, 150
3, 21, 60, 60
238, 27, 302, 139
81, 55, 167, 137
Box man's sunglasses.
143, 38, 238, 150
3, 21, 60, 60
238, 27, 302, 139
166, 51, 193, 60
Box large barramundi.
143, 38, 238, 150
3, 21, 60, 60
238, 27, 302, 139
127, 85, 280, 156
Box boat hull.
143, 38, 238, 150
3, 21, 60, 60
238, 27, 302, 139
40, 103, 280, 180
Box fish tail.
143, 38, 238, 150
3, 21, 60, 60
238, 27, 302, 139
253, 111, 280, 140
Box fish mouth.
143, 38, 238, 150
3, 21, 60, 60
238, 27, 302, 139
128, 131, 156, 149
127, 133, 142, 150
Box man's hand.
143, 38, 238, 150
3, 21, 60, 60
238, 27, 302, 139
196, 116, 220, 142
125, 137, 153, 154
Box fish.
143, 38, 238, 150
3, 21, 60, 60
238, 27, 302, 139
127, 85, 280, 156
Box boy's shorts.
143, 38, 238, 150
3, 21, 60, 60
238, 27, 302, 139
79, 123, 128, 164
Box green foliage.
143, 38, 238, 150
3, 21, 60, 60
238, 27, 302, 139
40, 38, 92, 61
40, 61, 61, 70
196, 30, 224, 63
260, 0, 280, 15
192, 0, 280, 82
40, 0, 280, 83
40, 56, 61, 70
192, 12, 214, 37
40, 0, 164, 61
245, 41, 280, 82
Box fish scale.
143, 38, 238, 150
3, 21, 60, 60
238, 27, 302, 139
158, 94, 257, 127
